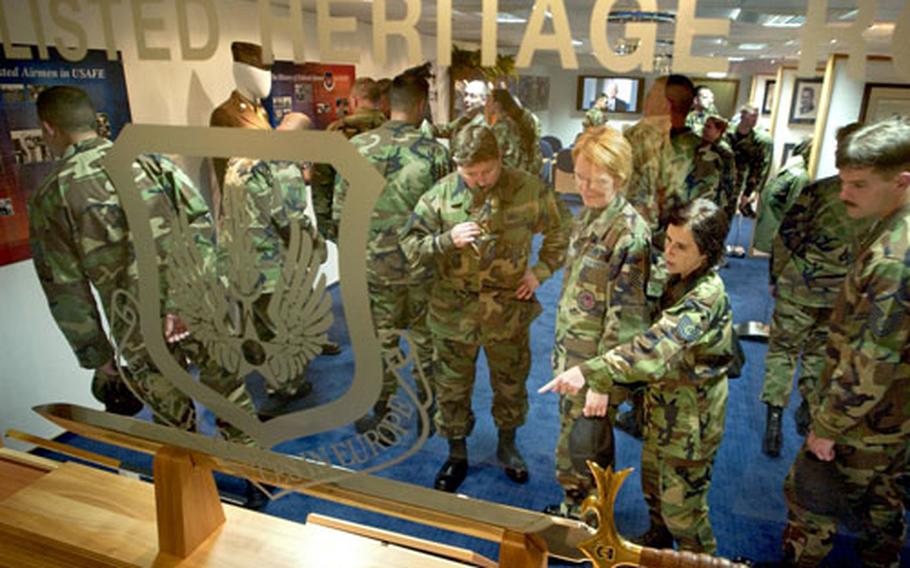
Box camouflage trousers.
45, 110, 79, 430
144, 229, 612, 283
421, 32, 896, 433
434, 332, 531, 439
119, 336, 256, 446
310, 173, 336, 241
783, 441, 909, 567
759, 300, 832, 410
554, 385, 628, 505
368, 281, 435, 404
640, 403, 722, 554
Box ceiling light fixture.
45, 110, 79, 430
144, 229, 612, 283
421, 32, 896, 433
607, 10, 676, 24
738, 43, 768, 51
707, 71, 727, 78
762, 15, 805, 28
496, 12, 527, 24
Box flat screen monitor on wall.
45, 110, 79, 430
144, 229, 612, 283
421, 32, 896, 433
576, 76, 644, 113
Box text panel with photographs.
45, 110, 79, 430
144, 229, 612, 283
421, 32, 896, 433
0, 46, 131, 266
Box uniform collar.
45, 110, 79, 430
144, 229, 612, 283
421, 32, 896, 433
582, 194, 627, 240
61, 136, 109, 161
231, 90, 261, 110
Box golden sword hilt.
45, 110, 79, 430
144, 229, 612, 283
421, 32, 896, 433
578, 462, 748, 568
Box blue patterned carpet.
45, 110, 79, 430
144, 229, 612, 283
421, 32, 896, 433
40, 215, 907, 566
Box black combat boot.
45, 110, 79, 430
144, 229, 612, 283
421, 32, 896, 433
631, 524, 674, 549
354, 400, 389, 434
497, 428, 529, 484
794, 399, 810, 437
434, 438, 468, 492
762, 404, 784, 457
242, 480, 270, 510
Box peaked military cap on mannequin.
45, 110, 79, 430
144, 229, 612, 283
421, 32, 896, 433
230, 41, 271, 71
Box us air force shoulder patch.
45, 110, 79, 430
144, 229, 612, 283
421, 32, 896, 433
674, 314, 700, 343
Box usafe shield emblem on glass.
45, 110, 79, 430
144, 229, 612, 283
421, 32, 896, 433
103, 125, 433, 494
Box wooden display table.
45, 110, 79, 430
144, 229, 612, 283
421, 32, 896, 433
0, 449, 486, 567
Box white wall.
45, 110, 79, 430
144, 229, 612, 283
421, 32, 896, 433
0, 0, 441, 449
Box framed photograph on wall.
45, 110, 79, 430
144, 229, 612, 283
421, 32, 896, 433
762, 80, 776, 115
576, 75, 644, 113
860, 83, 910, 122
780, 142, 796, 167
691, 78, 740, 118
789, 78, 823, 124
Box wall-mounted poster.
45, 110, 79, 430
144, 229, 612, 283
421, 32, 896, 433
789, 78, 823, 124
762, 80, 776, 115
0, 46, 132, 266
504, 75, 550, 112
860, 83, 910, 122
265, 62, 356, 129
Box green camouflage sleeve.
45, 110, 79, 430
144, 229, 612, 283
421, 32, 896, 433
813, 256, 910, 440
579, 285, 714, 393
718, 149, 738, 221
432, 113, 470, 139
492, 120, 521, 170
400, 186, 455, 270
29, 181, 121, 369
331, 170, 347, 235
746, 136, 774, 197
607, 235, 652, 346
310, 163, 337, 241
530, 184, 571, 283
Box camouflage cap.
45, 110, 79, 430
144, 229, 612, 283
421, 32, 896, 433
231, 41, 271, 71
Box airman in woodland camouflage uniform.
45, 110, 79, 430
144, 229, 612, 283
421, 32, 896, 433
332, 75, 451, 432
401, 124, 570, 493
221, 157, 327, 403
623, 76, 700, 242
433, 79, 489, 163
616, 75, 701, 438
310, 77, 387, 241
685, 85, 720, 136
780, 117, 910, 567
488, 89, 543, 177
725, 105, 773, 216
753, 139, 812, 253
543, 126, 651, 519
760, 168, 873, 457
686, 113, 737, 221
29, 86, 254, 439
583, 95, 609, 130
542, 199, 734, 554
759, 128, 862, 458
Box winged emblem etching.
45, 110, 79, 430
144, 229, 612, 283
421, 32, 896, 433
164, 176, 333, 393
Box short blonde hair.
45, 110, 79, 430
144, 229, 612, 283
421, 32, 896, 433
572, 125, 633, 190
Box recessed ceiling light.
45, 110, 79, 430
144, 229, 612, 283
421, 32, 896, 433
572, 39, 583, 46
830, 39, 837, 44
496, 12, 527, 24
839, 9, 859, 20
707, 72, 727, 78
739, 43, 767, 50
729, 8, 741, 20
762, 15, 805, 28
728, 56, 745, 62
784, 40, 796, 46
